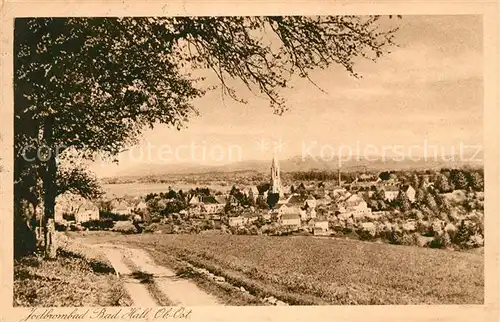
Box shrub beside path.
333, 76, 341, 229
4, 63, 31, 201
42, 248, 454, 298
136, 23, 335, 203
91, 244, 221, 306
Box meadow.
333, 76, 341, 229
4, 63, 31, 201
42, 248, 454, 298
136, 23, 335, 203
77, 232, 484, 305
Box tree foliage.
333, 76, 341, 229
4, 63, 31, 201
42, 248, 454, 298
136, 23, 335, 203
434, 173, 452, 193
395, 191, 411, 212
467, 171, 484, 191
378, 171, 391, 181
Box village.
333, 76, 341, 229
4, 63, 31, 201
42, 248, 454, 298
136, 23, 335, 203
50, 153, 484, 247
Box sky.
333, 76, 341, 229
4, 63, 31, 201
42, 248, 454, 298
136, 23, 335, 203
91, 15, 483, 177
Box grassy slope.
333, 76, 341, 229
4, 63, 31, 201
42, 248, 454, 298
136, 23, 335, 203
76, 232, 483, 305
14, 234, 132, 307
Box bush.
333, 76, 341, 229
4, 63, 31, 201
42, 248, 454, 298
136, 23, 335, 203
382, 229, 404, 245
430, 232, 451, 249
151, 216, 162, 223
356, 228, 375, 241
55, 222, 69, 232
112, 221, 137, 234
414, 220, 429, 235
429, 238, 442, 249
81, 219, 114, 231
100, 211, 129, 221
400, 233, 421, 247
430, 220, 443, 236
356, 222, 377, 241
62, 213, 75, 221
466, 234, 484, 248
143, 223, 159, 233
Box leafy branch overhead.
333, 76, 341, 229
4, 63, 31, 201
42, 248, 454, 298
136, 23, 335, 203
174, 16, 398, 114
15, 16, 398, 158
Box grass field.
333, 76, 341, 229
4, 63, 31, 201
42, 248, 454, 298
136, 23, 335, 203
76, 232, 484, 305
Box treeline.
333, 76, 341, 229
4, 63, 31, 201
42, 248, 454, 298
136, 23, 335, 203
287, 167, 484, 192
289, 171, 357, 182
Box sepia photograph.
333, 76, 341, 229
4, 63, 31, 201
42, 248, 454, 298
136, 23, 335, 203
6, 10, 493, 313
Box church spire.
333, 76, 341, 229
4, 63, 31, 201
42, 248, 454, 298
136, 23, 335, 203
270, 151, 282, 196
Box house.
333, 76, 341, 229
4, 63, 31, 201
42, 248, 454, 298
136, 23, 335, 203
55, 193, 99, 223
342, 194, 372, 217
285, 193, 317, 214
243, 213, 259, 224
210, 214, 221, 221
272, 203, 286, 215
134, 200, 148, 212
402, 185, 416, 203
382, 186, 400, 201
227, 212, 259, 227
299, 208, 308, 221
261, 213, 272, 221
228, 216, 245, 227
280, 214, 301, 228
352, 181, 378, 191
305, 196, 317, 208
276, 197, 289, 205
357, 190, 375, 198
402, 220, 417, 232
314, 220, 329, 231
331, 187, 348, 198
313, 227, 328, 236
200, 196, 225, 214
316, 194, 332, 206
304, 207, 316, 220
329, 202, 346, 215
75, 203, 100, 223
276, 203, 302, 216
359, 173, 376, 181
344, 194, 366, 208
188, 195, 201, 205
443, 189, 467, 203
286, 193, 308, 206
110, 199, 132, 216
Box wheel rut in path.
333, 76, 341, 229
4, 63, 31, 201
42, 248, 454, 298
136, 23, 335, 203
92, 243, 222, 306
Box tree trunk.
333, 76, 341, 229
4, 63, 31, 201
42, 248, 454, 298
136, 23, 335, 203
13, 197, 37, 258
43, 116, 58, 259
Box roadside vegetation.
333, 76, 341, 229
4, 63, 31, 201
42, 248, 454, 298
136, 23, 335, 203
13, 233, 132, 307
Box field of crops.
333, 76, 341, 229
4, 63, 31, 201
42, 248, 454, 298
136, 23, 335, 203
80, 233, 483, 305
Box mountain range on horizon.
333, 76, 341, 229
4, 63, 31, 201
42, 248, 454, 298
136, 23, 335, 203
104, 150, 484, 179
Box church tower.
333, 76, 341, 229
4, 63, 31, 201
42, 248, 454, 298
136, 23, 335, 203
270, 152, 283, 197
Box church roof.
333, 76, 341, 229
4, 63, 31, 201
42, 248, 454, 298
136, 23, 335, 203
274, 203, 286, 209
214, 196, 227, 204
286, 194, 308, 205
401, 185, 414, 192
201, 196, 218, 204
382, 185, 400, 192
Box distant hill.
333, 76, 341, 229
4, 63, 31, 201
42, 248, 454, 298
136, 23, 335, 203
109, 151, 483, 178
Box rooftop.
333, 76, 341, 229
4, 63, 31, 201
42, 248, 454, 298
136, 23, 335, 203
382, 185, 400, 192
281, 213, 301, 220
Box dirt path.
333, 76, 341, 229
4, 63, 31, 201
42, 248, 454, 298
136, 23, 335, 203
92, 244, 221, 306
